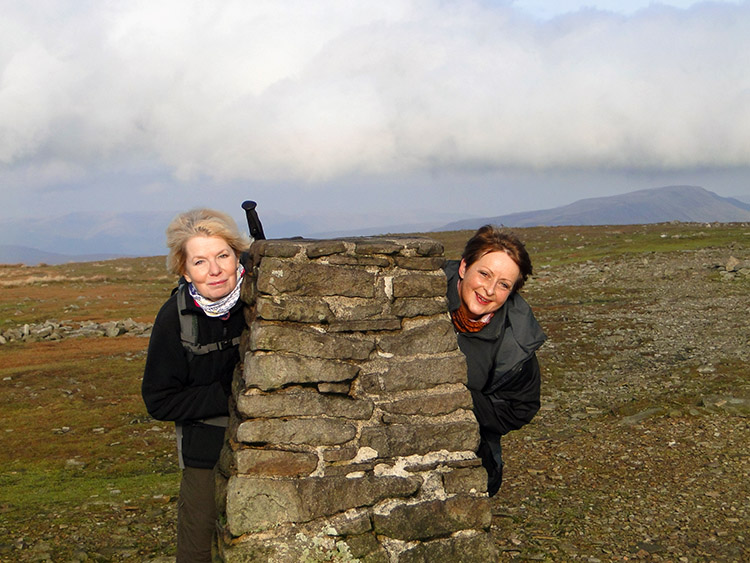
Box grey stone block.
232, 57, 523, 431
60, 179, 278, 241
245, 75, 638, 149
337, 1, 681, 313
249, 323, 375, 360
372, 495, 492, 541
244, 353, 360, 391
236, 392, 374, 420
360, 419, 479, 457
236, 418, 357, 446
258, 258, 377, 297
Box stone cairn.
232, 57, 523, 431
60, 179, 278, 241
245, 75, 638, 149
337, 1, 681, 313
216, 237, 496, 562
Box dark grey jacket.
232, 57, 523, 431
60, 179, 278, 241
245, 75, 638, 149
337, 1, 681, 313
141, 291, 244, 468
445, 260, 546, 437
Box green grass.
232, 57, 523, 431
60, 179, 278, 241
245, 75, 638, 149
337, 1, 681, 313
428, 223, 748, 266
0, 468, 179, 560
0, 339, 176, 473
0, 333, 180, 559
0, 468, 178, 508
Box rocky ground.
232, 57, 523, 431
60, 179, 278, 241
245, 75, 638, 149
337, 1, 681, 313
492, 244, 749, 562
1, 229, 748, 562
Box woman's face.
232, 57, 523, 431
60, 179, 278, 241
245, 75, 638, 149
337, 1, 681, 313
458, 250, 521, 319
183, 235, 239, 301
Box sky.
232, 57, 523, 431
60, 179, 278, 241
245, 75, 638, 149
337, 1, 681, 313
1, 0, 749, 243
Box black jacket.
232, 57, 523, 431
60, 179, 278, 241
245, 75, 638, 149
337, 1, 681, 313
444, 260, 546, 438
141, 290, 244, 468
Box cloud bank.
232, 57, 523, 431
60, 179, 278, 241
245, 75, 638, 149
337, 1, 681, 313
1, 0, 749, 191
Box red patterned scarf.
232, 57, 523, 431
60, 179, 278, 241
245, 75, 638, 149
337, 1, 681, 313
451, 305, 492, 333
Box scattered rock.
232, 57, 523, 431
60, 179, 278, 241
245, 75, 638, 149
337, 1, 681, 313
725, 256, 740, 271
702, 395, 750, 416
0, 318, 152, 344
620, 407, 666, 425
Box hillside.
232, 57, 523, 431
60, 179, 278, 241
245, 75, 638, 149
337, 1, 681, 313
0, 210, 175, 265
0, 245, 127, 266
441, 185, 750, 230
0, 223, 748, 561
4, 186, 750, 266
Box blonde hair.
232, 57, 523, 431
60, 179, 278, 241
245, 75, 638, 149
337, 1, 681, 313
165, 208, 251, 276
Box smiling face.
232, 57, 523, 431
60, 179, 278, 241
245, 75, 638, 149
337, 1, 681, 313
458, 250, 521, 319
182, 235, 239, 301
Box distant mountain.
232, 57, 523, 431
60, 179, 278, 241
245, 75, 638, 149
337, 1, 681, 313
0, 245, 127, 266
0, 208, 471, 264
0, 210, 176, 265
440, 185, 750, 231
3, 186, 748, 265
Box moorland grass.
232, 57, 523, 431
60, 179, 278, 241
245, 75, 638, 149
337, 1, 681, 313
0, 222, 746, 559
439, 223, 746, 264
0, 468, 176, 509
0, 256, 174, 327
0, 334, 179, 556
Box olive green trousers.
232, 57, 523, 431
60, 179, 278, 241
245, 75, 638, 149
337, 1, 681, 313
176, 466, 216, 563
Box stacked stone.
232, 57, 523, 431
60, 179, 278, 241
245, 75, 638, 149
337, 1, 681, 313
217, 237, 496, 562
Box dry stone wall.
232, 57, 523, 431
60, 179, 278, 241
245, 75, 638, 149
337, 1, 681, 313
217, 237, 496, 562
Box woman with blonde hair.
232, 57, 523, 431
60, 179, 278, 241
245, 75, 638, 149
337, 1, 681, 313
142, 208, 251, 562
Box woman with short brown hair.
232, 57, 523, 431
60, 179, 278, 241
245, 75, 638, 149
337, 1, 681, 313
445, 225, 546, 496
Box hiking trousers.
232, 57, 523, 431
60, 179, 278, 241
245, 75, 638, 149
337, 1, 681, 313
176, 466, 217, 563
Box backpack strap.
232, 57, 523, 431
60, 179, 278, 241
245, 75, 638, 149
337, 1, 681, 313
176, 283, 240, 360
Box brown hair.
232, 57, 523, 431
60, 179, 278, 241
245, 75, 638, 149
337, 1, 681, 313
165, 208, 251, 276
461, 225, 532, 292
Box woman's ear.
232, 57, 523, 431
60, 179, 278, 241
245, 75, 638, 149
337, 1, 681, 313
458, 259, 467, 279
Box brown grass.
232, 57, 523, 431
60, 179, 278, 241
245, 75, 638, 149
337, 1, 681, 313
0, 222, 746, 561
0, 256, 175, 327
